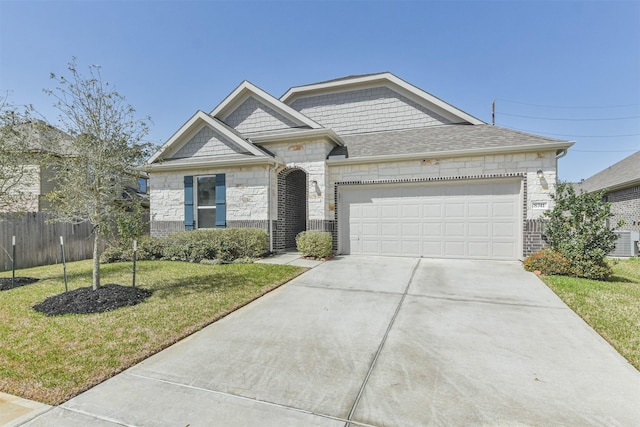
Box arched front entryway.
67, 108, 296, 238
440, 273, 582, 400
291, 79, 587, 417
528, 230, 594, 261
276, 168, 307, 250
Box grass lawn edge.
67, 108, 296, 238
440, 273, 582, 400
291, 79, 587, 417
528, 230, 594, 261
0, 262, 309, 405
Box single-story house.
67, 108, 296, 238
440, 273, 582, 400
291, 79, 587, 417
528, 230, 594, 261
147, 72, 574, 260
576, 151, 640, 256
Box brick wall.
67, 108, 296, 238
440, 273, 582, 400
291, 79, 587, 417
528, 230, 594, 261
608, 185, 640, 232
523, 219, 547, 257
289, 86, 452, 135
275, 168, 307, 250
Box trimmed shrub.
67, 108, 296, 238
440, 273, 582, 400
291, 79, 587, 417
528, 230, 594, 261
296, 231, 333, 259
567, 254, 613, 281
523, 249, 571, 276
101, 228, 269, 264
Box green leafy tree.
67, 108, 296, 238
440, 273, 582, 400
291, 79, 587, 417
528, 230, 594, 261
543, 181, 622, 280
44, 59, 152, 290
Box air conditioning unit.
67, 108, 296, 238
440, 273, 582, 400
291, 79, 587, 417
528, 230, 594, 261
611, 231, 640, 257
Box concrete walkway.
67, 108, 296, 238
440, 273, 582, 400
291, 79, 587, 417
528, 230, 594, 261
16, 256, 640, 426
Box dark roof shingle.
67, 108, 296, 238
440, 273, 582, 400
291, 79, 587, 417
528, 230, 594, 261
577, 151, 640, 192
331, 124, 572, 159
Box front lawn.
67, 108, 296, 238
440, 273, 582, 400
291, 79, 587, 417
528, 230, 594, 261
542, 258, 640, 371
0, 260, 303, 405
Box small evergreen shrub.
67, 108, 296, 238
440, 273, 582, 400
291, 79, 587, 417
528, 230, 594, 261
296, 231, 333, 259
543, 182, 621, 281
101, 228, 269, 264
523, 249, 571, 276
567, 254, 613, 281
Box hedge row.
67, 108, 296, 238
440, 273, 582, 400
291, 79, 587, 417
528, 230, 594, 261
101, 228, 269, 264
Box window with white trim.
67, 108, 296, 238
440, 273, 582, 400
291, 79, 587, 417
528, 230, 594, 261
195, 175, 216, 228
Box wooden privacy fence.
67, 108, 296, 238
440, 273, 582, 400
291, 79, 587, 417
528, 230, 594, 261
0, 212, 95, 272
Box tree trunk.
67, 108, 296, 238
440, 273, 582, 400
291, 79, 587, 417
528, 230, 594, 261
92, 228, 100, 290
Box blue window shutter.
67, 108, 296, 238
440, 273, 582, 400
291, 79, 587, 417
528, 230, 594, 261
215, 173, 226, 228
184, 176, 194, 230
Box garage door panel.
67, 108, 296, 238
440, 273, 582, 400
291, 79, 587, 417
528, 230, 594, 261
445, 222, 465, 237
401, 222, 421, 237
401, 204, 420, 218
422, 241, 444, 256
468, 242, 490, 257
423, 203, 443, 217
360, 204, 380, 219
444, 241, 466, 257
340, 180, 521, 260
468, 202, 490, 218
400, 240, 421, 256
361, 222, 381, 238
468, 222, 490, 238
381, 204, 400, 219
445, 203, 465, 217
493, 242, 517, 258
380, 223, 399, 237
493, 222, 516, 238
493, 202, 516, 217
422, 223, 443, 238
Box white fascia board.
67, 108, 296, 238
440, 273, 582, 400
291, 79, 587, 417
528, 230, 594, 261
281, 72, 484, 125
147, 111, 206, 164
211, 81, 322, 129
250, 128, 344, 146
326, 142, 575, 166
148, 110, 265, 164
147, 156, 281, 172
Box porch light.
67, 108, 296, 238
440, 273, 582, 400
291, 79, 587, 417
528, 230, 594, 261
536, 170, 544, 179
310, 180, 321, 196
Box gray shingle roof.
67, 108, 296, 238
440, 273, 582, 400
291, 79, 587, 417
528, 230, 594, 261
577, 151, 640, 193
331, 124, 572, 159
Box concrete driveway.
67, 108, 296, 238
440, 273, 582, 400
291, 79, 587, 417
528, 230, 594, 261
23, 257, 640, 426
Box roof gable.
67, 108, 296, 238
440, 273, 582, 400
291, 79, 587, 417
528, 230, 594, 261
148, 111, 265, 164
281, 72, 484, 129
211, 81, 322, 133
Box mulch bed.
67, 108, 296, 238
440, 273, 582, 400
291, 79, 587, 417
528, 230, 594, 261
33, 284, 152, 316
0, 277, 40, 291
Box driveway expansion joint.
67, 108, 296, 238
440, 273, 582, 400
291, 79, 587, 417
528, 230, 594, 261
124, 372, 359, 426
345, 258, 421, 426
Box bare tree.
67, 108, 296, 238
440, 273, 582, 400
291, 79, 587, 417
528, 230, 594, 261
45, 59, 152, 290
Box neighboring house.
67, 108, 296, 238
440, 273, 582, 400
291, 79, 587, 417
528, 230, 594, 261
147, 72, 573, 260
0, 121, 72, 213
576, 151, 640, 256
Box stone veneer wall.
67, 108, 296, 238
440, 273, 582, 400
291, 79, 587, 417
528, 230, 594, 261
149, 165, 271, 237
328, 151, 559, 258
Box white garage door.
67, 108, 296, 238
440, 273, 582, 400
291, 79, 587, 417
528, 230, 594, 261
339, 179, 522, 260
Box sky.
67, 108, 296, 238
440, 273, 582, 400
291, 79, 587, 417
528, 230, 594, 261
0, 0, 638, 182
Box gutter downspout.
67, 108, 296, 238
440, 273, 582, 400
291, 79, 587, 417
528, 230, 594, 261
556, 148, 568, 160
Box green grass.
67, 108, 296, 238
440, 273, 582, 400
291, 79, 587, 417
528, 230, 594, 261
0, 260, 304, 405
541, 258, 640, 371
